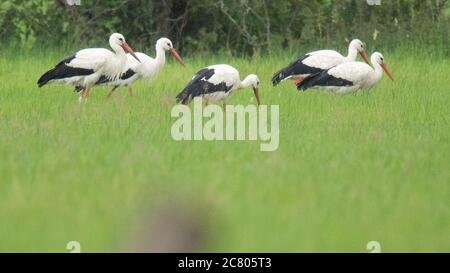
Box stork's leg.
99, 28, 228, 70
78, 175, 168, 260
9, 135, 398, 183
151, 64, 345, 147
78, 88, 88, 103
128, 85, 133, 96
222, 101, 227, 111
106, 86, 119, 99
78, 89, 85, 103
83, 88, 90, 102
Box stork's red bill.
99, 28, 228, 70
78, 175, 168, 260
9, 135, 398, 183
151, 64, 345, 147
169, 48, 186, 67
121, 42, 141, 63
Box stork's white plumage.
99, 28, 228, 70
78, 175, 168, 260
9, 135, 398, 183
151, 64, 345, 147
176, 64, 260, 107
37, 33, 140, 102
298, 52, 394, 94
272, 39, 370, 87
88, 38, 186, 98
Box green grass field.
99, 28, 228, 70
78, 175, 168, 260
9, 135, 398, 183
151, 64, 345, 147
0, 48, 449, 252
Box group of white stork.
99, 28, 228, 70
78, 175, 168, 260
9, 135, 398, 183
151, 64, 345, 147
37, 34, 393, 106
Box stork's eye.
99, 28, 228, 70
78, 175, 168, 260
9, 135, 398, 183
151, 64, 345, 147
167, 43, 171, 47
119, 38, 124, 42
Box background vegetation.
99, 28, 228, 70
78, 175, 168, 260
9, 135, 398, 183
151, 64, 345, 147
1, 0, 449, 55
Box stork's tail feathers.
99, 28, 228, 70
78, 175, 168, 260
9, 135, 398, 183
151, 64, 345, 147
297, 72, 322, 91
37, 68, 56, 88
271, 68, 289, 86
176, 90, 192, 105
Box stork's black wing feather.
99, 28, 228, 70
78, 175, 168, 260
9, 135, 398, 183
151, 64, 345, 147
176, 68, 233, 105
74, 69, 137, 92
272, 54, 323, 86
37, 54, 95, 88
297, 69, 354, 91
96, 69, 137, 85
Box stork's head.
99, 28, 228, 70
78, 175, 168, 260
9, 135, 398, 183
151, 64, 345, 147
109, 33, 141, 62
244, 74, 261, 105
372, 52, 394, 81
156, 37, 186, 67
350, 39, 370, 65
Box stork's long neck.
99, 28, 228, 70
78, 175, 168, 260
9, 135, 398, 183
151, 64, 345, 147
154, 46, 166, 69
370, 57, 383, 85
110, 43, 126, 59
110, 44, 127, 77
239, 76, 253, 89
346, 44, 358, 61
117, 50, 127, 67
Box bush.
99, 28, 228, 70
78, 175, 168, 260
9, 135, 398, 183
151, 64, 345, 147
0, 0, 448, 55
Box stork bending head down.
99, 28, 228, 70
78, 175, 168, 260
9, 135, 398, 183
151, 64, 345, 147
176, 64, 260, 108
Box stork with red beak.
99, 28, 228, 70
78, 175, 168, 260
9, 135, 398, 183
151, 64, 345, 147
87, 37, 186, 98
37, 33, 141, 102
298, 52, 394, 94
272, 39, 370, 88
176, 64, 261, 108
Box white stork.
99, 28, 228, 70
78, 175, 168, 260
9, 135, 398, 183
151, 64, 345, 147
298, 52, 394, 94
176, 64, 260, 107
272, 39, 370, 87
83, 37, 186, 98
37, 33, 140, 102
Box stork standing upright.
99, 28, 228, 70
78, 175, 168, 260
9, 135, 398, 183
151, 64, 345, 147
272, 39, 370, 88
298, 52, 394, 94
84, 37, 186, 98
37, 33, 141, 102
176, 64, 261, 107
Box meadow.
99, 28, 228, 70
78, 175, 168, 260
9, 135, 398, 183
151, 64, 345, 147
0, 47, 449, 252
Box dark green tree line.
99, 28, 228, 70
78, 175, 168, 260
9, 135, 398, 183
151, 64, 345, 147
0, 0, 448, 54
